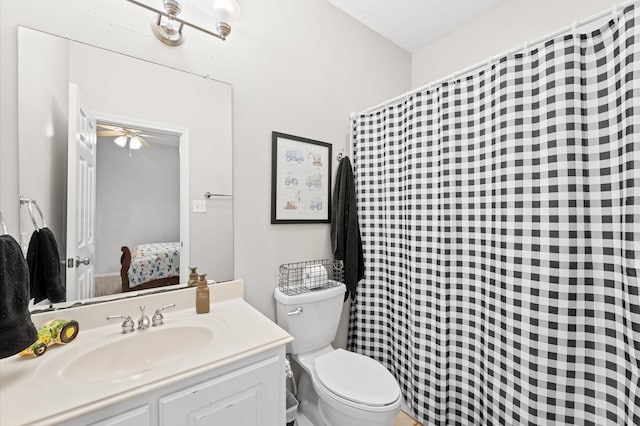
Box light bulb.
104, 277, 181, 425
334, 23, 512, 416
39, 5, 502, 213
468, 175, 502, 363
164, 16, 179, 36
212, 0, 240, 25
114, 136, 127, 147
163, 0, 185, 16
129, 137, 143, 150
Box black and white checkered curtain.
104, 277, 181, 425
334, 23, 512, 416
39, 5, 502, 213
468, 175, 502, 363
348, 5, 640, 425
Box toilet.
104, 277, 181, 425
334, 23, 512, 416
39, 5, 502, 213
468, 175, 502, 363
274, 284, 401, 426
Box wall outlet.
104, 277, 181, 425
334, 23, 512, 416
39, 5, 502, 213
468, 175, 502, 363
192, 200, 207, 213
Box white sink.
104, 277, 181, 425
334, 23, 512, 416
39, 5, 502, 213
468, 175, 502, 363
60, 325, 214, 382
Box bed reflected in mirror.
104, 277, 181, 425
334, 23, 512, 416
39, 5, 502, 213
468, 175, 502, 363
119, 244, 180, 294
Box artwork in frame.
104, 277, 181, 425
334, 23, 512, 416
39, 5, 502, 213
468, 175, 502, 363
271, 132, 332, 224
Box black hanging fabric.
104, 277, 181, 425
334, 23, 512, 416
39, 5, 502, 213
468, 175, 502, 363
0, 234, 38, 358
27, 228, 64, 304
331, 156, 364, 301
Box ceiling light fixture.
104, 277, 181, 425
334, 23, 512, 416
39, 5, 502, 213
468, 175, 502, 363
112, 135, 143, 156
125, 0, 240, 46
114, 135, 128, 147
129, 137, 143, 150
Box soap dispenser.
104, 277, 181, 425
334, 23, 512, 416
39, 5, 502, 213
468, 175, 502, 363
196, 274, 210, 314
188, 267, 199, 287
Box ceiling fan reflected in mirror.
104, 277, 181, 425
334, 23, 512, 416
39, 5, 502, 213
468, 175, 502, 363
97, 123, 157, 152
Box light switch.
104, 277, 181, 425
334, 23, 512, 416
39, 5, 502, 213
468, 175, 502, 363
192, 200, 207, 213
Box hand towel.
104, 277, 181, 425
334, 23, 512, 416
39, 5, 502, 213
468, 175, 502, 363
330, 156, 364, 301
0, 234, 38, 358
302, 264, 328, 290
27, 228, 65, 304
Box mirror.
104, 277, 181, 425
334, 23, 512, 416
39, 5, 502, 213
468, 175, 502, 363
18, 26, 233, 308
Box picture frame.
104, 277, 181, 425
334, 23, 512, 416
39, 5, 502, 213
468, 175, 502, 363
271, 132, 332, 224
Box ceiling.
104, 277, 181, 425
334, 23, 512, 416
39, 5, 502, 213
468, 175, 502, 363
327, 0, 509, 53
97, 121, 181, 148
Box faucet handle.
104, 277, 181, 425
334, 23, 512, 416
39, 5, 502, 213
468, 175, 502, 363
138, 305, 151, 330
106, 314, 135, 334
152, 303, 176, 327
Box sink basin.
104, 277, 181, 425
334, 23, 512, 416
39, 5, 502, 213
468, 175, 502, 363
61, 326, 214, 382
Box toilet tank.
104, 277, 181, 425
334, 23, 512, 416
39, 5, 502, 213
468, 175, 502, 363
274, 284, 346, 354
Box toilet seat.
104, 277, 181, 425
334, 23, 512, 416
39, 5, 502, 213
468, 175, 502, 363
314, 349, 400, 407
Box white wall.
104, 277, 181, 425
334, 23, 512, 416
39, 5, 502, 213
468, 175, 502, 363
0, 0, 411, 320
16, 27, 69, 251
95, 139, 180, 275
412, 0, 621, 88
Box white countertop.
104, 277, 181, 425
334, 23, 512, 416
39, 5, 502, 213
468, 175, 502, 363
0, 280, 292, 426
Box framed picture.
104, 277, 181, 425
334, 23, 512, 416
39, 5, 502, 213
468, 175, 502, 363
271, 132, 332, 224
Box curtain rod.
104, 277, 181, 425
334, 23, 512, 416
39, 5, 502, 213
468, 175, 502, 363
351, 0, 637, 118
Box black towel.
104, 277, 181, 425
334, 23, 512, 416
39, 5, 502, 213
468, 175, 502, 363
331, 156, 364, 301
0, 234, 38, 358
27, 228, 65, 304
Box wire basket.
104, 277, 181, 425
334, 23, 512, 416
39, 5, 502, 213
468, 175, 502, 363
278, 259, 344, 295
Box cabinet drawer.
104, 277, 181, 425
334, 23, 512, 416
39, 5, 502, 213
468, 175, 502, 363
87, 405, 151, 426
159, 355, 281, 426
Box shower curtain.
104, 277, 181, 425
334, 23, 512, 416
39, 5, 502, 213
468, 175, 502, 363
348, 5, 640, 425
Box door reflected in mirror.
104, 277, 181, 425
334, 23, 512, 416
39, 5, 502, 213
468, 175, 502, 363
18, 26, 233, 309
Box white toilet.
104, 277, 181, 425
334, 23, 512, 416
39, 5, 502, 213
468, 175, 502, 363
274, 284, 401, 426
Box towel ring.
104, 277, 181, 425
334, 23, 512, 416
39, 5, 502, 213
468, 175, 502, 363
20, 197, 47, 230
0, 211, 7, 235
28, 200, 47, 230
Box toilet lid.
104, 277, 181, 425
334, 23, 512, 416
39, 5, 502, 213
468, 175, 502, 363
315, 349, 400, 407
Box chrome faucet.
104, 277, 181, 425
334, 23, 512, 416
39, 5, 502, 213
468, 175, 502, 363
137, 305, 151, 330
152, 303, 176, 327
106, 314, 135, 334
107, 303, 176, 333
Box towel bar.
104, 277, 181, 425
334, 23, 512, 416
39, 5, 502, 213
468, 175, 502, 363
204, 192, 233, 199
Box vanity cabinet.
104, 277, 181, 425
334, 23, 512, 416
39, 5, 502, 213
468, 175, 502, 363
1, 287, 294, 426
61, 348, 286, 426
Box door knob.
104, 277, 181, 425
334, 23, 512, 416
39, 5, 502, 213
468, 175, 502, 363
75, 256, 91, 267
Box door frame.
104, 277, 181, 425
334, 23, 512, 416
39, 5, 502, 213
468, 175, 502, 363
66, 83, 98, 302
94, 112, 190, 285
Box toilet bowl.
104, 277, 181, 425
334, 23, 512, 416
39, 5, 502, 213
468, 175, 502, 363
302, 347, 401, 426
274, 284, 401, 426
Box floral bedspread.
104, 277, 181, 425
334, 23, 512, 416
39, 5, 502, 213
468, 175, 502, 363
128, 242, 180, 288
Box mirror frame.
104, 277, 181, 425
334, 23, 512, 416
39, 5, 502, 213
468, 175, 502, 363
17, 26, 234, 312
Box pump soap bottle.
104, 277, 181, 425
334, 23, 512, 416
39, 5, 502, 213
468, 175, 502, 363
188, 267, 199, 287
196, 274, 210, 314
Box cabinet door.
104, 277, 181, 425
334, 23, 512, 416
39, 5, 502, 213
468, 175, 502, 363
159, 355, 282, 426
87, 405, 150, 426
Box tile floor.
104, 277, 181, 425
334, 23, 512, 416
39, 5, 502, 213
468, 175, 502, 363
94, 275, 121, 296
394, 409, 423, 426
